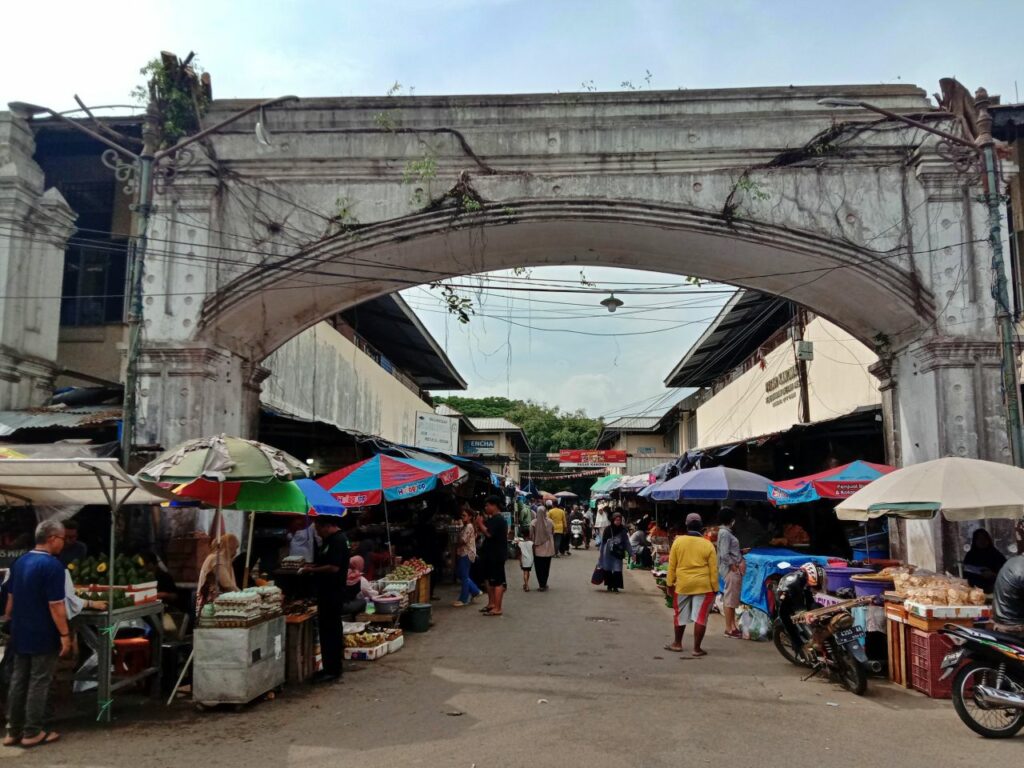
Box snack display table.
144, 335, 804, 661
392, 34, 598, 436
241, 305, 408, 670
193, 614, 286, 708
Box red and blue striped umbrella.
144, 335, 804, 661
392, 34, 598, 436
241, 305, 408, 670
317, 454, 464, 507
769, 460, 894, 505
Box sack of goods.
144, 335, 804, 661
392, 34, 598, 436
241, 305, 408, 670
212, 590, 263, 620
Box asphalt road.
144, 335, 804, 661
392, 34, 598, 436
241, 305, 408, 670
5, 549, 1018, 766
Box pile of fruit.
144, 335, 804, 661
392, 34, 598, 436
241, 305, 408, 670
386, 564, 420, 581
69, 554, 149, 587
403, 558, 432, 576
344, 631, 387, 648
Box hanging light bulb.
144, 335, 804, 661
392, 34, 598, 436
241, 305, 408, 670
600, 292, 624, 313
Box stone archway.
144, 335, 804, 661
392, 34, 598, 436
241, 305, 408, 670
133, 82, 1006, 533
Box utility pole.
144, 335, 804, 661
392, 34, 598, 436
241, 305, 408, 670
819, 93, 1024, 467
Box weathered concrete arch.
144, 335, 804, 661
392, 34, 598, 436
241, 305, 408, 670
129, 81, 1010, 547
198, 197, 934, 361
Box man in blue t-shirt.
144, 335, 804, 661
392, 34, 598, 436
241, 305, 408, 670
3, 520, 72, 747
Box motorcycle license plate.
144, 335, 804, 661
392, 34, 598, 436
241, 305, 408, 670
940, 649, 964, 670
834, 626, 865, 644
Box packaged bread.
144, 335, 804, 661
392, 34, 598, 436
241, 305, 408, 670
968, 588, 986, 606
947, 586, 970, 606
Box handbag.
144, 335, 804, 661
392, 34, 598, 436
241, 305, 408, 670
610, 537, 626, 560
591, 566, 606, 585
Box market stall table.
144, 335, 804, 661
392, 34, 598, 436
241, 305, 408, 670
74, 602, 165, 721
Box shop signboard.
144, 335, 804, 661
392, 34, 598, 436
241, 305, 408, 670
415, 412, 459, 453
559, 449, 627, 468
463, 439, 496, 455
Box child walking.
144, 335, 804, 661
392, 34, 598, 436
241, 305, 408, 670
516, 526, 535, 592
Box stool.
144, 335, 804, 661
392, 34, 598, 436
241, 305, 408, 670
113, 636, 151, 677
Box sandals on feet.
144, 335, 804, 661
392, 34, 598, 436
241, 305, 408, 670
21, 731, 59, 748
3, 736, 21, 748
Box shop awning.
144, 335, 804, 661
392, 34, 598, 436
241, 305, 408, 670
0, 406, 121, 437
589, 474, 623, 494
768, 460, 894, 505
0, 458, 169, 507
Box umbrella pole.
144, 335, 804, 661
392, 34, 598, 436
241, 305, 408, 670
383, 498, 394, 568
242, 509, 255, 588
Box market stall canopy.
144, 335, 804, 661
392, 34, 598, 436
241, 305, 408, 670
317, 454, 464, 507
836, 457, 1024, 521
617, 473, 651, 492
170, 477, 346, 517
768, 460, 894, 505
650, 466, 770, 502
637, 480, 664, 498
0, 458, 169, 507
590, 474, 623, 494
137, 434, 309, 485
554, 490, 579, 499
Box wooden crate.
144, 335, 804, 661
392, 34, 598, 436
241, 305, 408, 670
286, 613, 317, 684
906, 613, 973, 632
415, 573, 431, 604
886, 614, 911, 688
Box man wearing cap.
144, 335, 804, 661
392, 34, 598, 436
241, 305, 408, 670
664, 513, 718, 657
299, 515, 350, 682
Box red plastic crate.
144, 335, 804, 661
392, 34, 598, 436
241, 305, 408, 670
908, 628, 954, 698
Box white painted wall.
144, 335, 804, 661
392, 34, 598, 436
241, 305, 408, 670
261, 322, 428, 445
697, 318, 880, 447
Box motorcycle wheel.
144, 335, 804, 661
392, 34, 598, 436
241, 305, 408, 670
836, 647, 867, 696
772, 619, 805, 667
951, 662, 1024, 739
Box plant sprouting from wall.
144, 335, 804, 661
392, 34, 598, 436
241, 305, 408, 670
131, 52, 210, 149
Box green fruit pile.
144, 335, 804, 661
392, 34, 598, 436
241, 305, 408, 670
70, 553, 148, 586
78, 588, 134, 610
388, 565, 418, 581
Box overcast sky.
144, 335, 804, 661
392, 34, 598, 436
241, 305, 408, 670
4, 1, 1022, 418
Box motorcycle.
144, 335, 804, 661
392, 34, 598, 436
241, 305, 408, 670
940, 623, 1024, 739
772, 593, 878, 696
569, 519, 585, 549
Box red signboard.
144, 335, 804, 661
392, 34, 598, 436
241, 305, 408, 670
559, 449, 627, 467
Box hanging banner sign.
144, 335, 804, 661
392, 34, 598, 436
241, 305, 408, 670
415, 412, 459, 453
559, 449, 627, 468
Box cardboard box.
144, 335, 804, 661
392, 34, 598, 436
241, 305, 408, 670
343, 643, 388, 661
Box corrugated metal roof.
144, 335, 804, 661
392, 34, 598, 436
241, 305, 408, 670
468, 417, 522, 432
0, 406, 121, 437
602, 416, 660, 431
435, 404, 463, 417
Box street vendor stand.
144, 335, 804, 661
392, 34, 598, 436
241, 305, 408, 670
193, 613, 286, 708
0, 458, 171, 722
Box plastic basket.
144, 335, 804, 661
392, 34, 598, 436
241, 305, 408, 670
908, 628, 954, 698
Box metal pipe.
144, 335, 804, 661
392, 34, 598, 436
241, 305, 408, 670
975, 685, 1024, 709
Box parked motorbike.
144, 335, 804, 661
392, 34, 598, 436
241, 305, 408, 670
569, 519, 585, 549
940, 623, 1024, 739
772, 591, 878, 695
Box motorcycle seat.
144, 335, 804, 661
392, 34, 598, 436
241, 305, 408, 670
987, 628, 1024, 648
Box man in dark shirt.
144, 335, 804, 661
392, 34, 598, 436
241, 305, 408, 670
4, 520, 72, 747
993, 555, 1024, 634
57, 520, 87, 567
300, 516, 350, 682
476, 496, 508, 616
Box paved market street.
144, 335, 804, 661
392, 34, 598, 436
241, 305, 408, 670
5, 553, 1017, 767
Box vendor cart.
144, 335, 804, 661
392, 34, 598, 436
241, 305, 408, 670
193, 614, 286, 708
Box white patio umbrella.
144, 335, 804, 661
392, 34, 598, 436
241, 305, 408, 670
835, 457, 1024, 521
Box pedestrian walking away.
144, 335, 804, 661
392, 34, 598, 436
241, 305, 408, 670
298, 515, 350, 683
516, 527, 534, 592
453, 505, 483, 607
476, 496, 509, 616
593, 505, 609, 547
547, 501, 567, 557
717, 507, 745, 639
597, 511, 632, 592
4, 520, 73, 748
530, 506, 555, 591
665, 513, 718, 657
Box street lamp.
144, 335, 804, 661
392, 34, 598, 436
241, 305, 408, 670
600, 293, 624, 313
10, 95, 299, 466
819, 91, 1024, 467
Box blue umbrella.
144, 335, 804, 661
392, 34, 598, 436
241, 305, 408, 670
649, 466, 770, 502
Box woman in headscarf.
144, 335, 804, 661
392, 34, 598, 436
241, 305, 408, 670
197, 533, 240, 610
597, 511, 633, 593
341, 555, 378, 616
530, 501, 556, 592
963, 528, 1007, 592
593, 504, 610, 547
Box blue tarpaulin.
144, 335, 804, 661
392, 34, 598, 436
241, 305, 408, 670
739, 548, 832, 613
